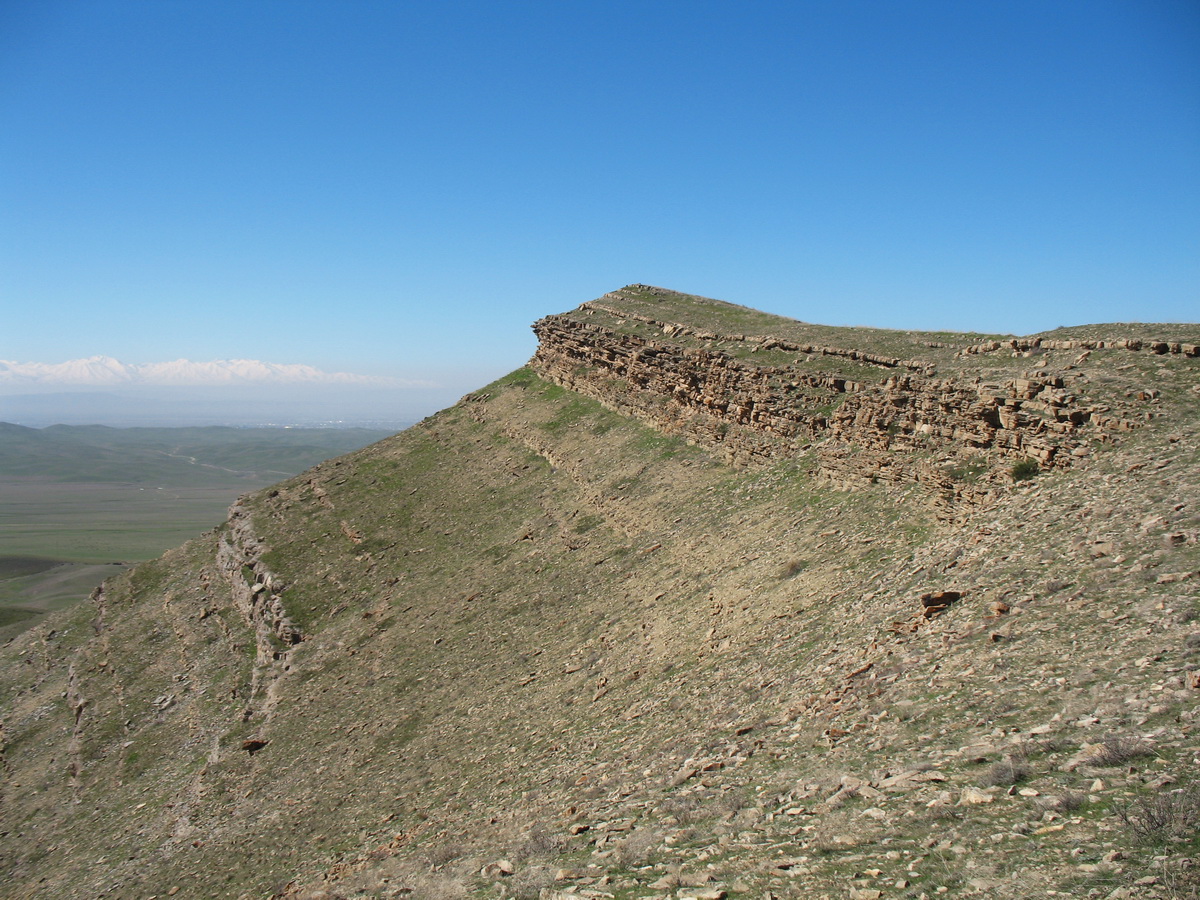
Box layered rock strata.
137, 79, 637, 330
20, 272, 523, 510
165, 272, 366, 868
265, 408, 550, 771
215, 503, 302, 722
962, 336, 1200, 356
529, 307, 1162, 507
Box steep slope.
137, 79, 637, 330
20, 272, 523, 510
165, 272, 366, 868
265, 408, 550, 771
1, 287, 1198, 900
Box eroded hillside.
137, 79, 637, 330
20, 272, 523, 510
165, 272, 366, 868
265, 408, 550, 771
2, 287, 1198, 900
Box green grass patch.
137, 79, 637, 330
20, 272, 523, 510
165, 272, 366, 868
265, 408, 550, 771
947, 455, 990, 483
1011, 459, 1040, 481
0, 556, 63, 579
0, 606, 39, 628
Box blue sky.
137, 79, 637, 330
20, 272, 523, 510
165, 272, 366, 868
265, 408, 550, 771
2, 0, 1197, 396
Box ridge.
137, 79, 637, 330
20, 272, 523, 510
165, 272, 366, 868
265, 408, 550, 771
531, 285, 1195, 513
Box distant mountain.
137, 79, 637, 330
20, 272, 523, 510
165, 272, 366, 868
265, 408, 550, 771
0, 356, 417, 387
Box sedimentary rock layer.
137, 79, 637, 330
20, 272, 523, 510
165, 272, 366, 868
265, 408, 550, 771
529, 299, 1163, 505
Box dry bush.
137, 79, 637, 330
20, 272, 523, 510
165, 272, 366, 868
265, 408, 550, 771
659, 793, 709, 826
423, 842, 465, 869
1039, 736, 1071, 754
614, 827, 661, 867
507, 865, 555, 900
714, 789, 750, 818
780, 559, 807, 579
514, 824, 563, 861
925, 801, 962, 823
1115, 787, 1200, 846
1059, 789, 1087, 811
381, 871, 469, 899
977, 756, 1031, 788
1149, 856, 1200, 900
1090, 733, 1155, 767
1033, 790, 1087, 814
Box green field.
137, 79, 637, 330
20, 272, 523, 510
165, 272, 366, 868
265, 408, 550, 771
0, 421, 396, 484
0, 481, 257, 559
0, 423, 395, 640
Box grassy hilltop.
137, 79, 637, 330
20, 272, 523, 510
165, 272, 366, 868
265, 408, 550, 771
1, 288, 1198, 899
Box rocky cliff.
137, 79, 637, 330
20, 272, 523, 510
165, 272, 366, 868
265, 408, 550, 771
1, 287, 1198, 900
531, 285, 1191, 511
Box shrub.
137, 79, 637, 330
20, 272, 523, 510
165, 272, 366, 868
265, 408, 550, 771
780, 559, 807, 579
516, 825, 563, 860
423, 843, 464, 868
508, 866, 555, 900
1033, 790, 1087, 813
614, 828, 660, 867
1059, 789, 1087, 811
1090, 733, 1155, 767
978, 756, 1031, 788
1011, 459, 1040, 482
1115, 787, 1200, 845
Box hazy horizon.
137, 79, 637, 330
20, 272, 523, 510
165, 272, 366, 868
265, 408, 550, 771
0, 384, 458, 429
0, 350, 510, 428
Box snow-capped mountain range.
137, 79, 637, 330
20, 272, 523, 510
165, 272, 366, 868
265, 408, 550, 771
0, 356, 411, 387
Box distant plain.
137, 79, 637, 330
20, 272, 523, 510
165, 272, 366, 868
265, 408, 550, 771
0, 423, 396, 639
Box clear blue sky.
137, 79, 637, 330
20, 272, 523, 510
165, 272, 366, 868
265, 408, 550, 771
2, 0, 1197, 386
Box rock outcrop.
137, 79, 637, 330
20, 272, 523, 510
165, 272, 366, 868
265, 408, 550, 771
216, 503, 302, 723
529, 286, 1182, 509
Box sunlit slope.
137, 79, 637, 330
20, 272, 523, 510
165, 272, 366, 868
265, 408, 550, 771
1, 368, 945, 896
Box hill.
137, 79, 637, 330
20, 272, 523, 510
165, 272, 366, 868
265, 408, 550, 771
1, 286, 1198, 899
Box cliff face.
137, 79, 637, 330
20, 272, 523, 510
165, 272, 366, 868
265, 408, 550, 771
530, 285, 1189, 510
2, 286, 1199, 900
